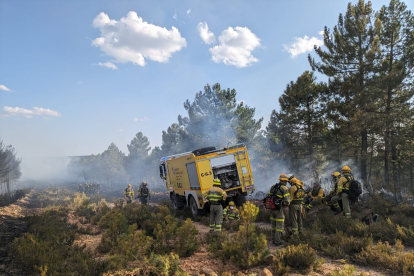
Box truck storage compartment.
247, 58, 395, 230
210, 155, 241, 190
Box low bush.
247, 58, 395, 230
330, 265, 367, 276
175, 218, 199, 257
355, 240, 414, 275
274, 244, 317, 269
0, 188, 30, 207
11, 207, 107, 275
97, 209, 129, 253
103, 253, 187, 276
211, 202, 269, 269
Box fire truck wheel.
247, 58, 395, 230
171, 193, 183, 210
189, 196, 205, 217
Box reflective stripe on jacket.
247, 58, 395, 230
337, 173, 353, 193
124, 188, 134, 196
268, 183, 291, 205
203, 187, 227, 204
224, 207, 240, 220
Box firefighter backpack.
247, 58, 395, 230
346, 175, 362, 201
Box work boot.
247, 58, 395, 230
273, 240, 285, 246
333, 210, 342, 216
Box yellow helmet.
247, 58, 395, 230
341, 166, 351, 173
229, 201, 235, 206
213, 178, 221, 186
332, 172, 341, 177
279, 174, 289, 181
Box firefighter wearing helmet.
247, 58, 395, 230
124, 184, 134, 204
304, 182, 324, 212
327, 172, 342, 210
336, 166, 354, 218
223, 201, 240, 221
288, 176, 305, 236
137, 182, 151, 205
268, 174, 291, 245
203, 178, 227, 233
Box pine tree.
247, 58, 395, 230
376, 0, 414, 185
309, 0, 381, 183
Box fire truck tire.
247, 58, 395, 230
171, 193, 184, 210
235, 195, 246, 207
189, 196, 205, 217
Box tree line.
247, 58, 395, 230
0, 139, 22, 193
69, 0, 414, 200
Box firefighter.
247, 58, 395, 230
137, 182, 151, 205
203, 178, 227, 233
336, 166, 353, 219
327, 172, 342, 212
268, 174, 291, 246
223, 201, 240, 221
78, 184, 84, 193
289, 177, 305, 236
304, 182, 324, 212
124, 184, 134, 204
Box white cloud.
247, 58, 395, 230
187, 9, 191, 15
0, 85, 12, 92
173, 13, 177, 20
318, 30, 324, 35
133, 117, 149, 122
197, 22, 216, 44
98, 62, 118, 70
3, 106, 61, 118
209, 26, 261, 68
283, 35, 323, 58
92, 11, 187, 67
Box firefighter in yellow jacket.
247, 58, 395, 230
203, 178, 227, 233
137, 182, 151, 205
304, 182, 324, 212
327, 172, 342, 211
124, 184, 134, 204
268, 174, 291, 245
289, 176, 305, 235
336, 166, 353, 219
223, 201, 240, 221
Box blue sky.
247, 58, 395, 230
1, 0, 409, 160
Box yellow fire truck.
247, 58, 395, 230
159, 143, 255, 216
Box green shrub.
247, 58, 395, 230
175, 218, 199, 257
214, 202, 269, 269
355, 240, 414, 275
330, 265, 367, 276
11, 207, 107, 275
274, 244, 317, 269
91, 198, 111, 224
123, 203, 152, 227
97, 209, 129, 253
104, 253, 187, 276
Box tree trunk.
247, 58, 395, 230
368, 136, 374, 183
361, 127, 368, 183
384, 35, 394, 185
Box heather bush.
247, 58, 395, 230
355, 240, 414, 275
274, 244, 317, 269
11, 207, 107, 275
330, 265, 367, 276
97, 209, 129, 253
175, 218, 199, 257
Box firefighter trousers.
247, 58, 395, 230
210, 204, 223, 232
270, 209, 284, 243
306, 198, 322, 210
331, 195, 342, 211
289, 203, 303, 235
139, 196, 148, 205
341, 193, 351, 218
126, 196, 133, 204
